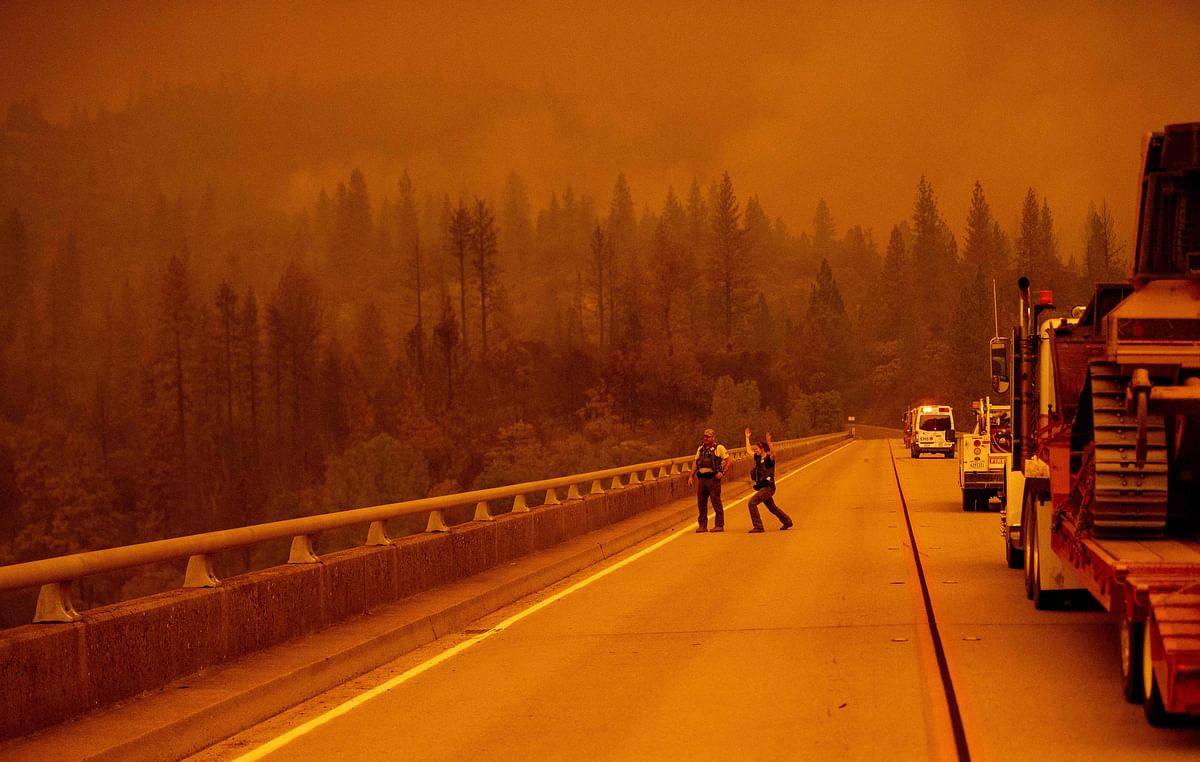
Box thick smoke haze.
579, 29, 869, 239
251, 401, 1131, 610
3, 0, 1198, 248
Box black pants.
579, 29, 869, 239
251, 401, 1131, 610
696, 477, 724, 528
748, 486, 791, 529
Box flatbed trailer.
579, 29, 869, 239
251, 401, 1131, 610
1004, 123, 1200, 726
1052, 513, 1200, 721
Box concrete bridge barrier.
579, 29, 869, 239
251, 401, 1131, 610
0, 432, 849, 742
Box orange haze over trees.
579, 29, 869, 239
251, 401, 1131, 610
1, 1, 1198, 624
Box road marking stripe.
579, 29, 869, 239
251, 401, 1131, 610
235, 440, 854, 760
888, 439, 972, 762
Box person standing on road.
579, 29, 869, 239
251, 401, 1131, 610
744, 427, 792, 533
688, 427, 730, 532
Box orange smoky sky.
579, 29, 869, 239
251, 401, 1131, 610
2, 0, 1199, 255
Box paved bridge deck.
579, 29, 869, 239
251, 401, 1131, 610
1, 446, 833, 762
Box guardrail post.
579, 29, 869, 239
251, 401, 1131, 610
643, 468, 657, 481
543, 488, 561, 506
511, 494, 530, 513
474, 500, 495, 521
288, 535, 320, 563
426, 510, 450, 532
660, 465, 673, 478
608, 476, 624, 490
367, 520, 392, 546
184, 554, 220, 587
589, 479, 605, 495
626, 471, 640, 485
565, 483, 583, 501
33, 581, 81, 623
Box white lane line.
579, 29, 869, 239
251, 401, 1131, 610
235, 440, 853, 761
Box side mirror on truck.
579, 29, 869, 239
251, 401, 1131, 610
989, 337, 1010, 394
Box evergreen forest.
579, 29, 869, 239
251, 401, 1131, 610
0, 79, 1128, 625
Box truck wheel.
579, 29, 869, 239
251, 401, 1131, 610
1023, 492, 1035, 599
1142, 622, 1178, 726
975, 492, 990, 512
944, 449, 954, 459
1029, 505, 1045, 607
962, 490, 974, 511
1120, 618, 1144, 703
911, 448, 920, 459
1004, 528, 1024, 569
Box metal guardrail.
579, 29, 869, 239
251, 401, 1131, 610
2, 440, 815, 624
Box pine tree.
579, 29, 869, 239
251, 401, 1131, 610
1084, 201, 1125, 281
397, 173, 425, 381
159, 254, 196, 484
743, 196, 772, 272
446, 201, 472, 352
684, 179, 709, 335
802, 259, 849, 392
432, 291, 459, 410
590, 225, 609, 347
237, 287, 261, 457
651, 188, 688, 354
962, 181, 996, 278
500, 172, 535, 336
709, 171, 746, 350
910, 176, 958, 325
267, 262, 323, 485
607, 174, 636, 346
329, 169, 372, 292
1039, 198, 1060, 284
470, 198, 500, 356
876, 225, 913, 342
812, 199, 837, 265
214, 281, 238, 429
1015, 188, 1041, 283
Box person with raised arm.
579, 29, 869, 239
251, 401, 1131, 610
744, 427, 793, 533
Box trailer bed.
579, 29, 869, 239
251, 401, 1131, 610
1054, 518, 1200, 715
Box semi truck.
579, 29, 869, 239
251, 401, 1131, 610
1005, 122, 1200, 725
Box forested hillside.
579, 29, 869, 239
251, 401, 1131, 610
0, 77, 1127, 621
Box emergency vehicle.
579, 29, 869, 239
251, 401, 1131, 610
908, 404, 956, 458
957, 397, 1012, 511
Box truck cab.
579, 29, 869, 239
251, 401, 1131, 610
909, 405, 956, 458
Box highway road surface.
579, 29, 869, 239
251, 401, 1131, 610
193, 434, 1200, 761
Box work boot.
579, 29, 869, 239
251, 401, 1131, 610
710, 526, 724, 533
780, 522, 792, 531
695, 526, 708, 533
749, 527, 765, 533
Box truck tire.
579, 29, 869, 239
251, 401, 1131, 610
911, 447, 919, 459
1142, 622, 1178, 726
1023, 491, 1035, 599
975, 492, 990, 512
1121, 618, 1144, 703
1028, 505, 1044, 606
962, 490, 974, 511
1028, 502, 1067, 610
1028, 506, 1052, 609
1004, 528, 1023, 569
